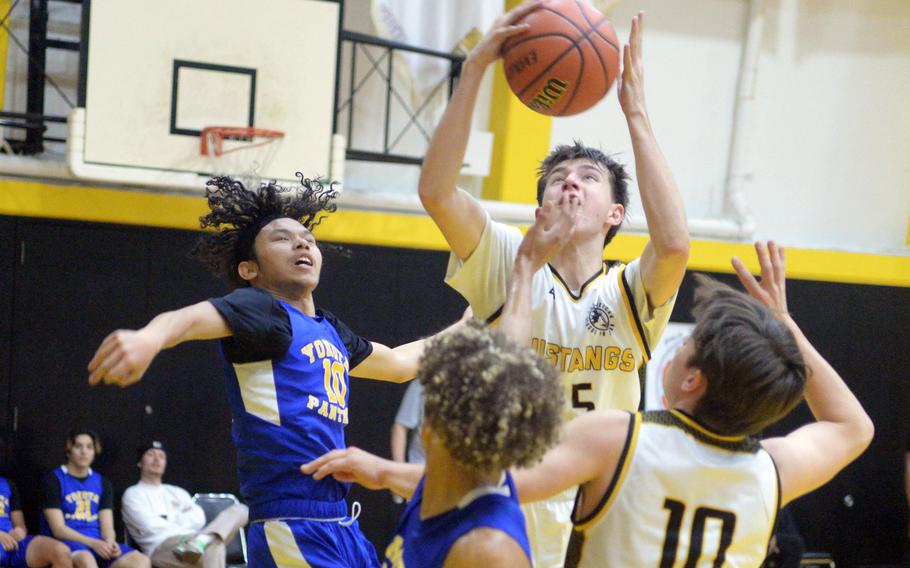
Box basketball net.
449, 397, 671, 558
199, 127, 285, 185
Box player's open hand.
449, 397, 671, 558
301, 447, 387, 491
519, 196, 580, 271
468, 0, 541, 69
618, 11, 646, 117
0, 531, 18, 552
732, 241, 789, 316
87, 328, 162, 387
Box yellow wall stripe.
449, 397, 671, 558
1, 179, 908, 287
0, 179, 210, 229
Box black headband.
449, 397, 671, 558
235, 213, 291, 263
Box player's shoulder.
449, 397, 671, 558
443, 527, 530, 568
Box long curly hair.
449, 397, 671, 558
419, 322, 564, 474
190, 173, 337, 287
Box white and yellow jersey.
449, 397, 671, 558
567, 410, 780, 568
446, 214, 676, 419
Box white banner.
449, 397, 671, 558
370, 0, 623, 104
643, 322, 695, 412
371, 0, 500, 102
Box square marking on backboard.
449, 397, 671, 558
170, 60, 256, 136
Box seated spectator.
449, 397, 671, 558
0, 475, 71, 567
122, 440, 248, 568
41, 430, 149, 568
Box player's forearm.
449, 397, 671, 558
785, 317, 873, 452
627, 114, 689, 258
378, 460, 424, 500
99, 511, 116, 542
417, 59, 485, 210
145, 301, 231, 349
46, 520, 96, 546
390, 424, 408, 463
498, 258, 536, 346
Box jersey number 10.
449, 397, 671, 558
660, 498, 736, 567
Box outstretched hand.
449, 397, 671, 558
467, 0, 541, 69
301, 447, 388, 490
732, 241, 789, 315
87, 329, 162, 387
617, 11, 647, 117
518, 196, 580, 271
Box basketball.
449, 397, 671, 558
501, 0, 621, 116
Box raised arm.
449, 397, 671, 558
87, 301, 231, 387
620, 12, 689, 308
498, 198, 578, 344
736, 241, 874, 506
351, 308, 472, 383
418, 1, 540, 261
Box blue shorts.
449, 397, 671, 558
65, 540, 137, 568
0, 535, 33, 568
248, 518, 379, 568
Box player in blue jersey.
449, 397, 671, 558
86, 175, 460, 567
307, 321, 563, 568
0, 475, 71, 568
41, 431, 149, 568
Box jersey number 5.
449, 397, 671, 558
660, 498, 736, 567
572, 383, 595, 411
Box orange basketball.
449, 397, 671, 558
501, 0, 620, 116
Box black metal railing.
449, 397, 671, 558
335, 30, 464, 166
0, 0, 84, 154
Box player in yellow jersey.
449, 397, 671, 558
416, 4, 688, 564
304, 203, 873, 567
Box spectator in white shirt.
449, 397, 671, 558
121, 441, 248, 568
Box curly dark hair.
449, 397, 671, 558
419, 322, 563, 473
190, 173, 337, 287
536, 141, 630, 247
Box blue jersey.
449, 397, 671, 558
41, 467, 105, 539
382, 472, 531, 568
210, 288, 372, 521
0, 477, 19, 533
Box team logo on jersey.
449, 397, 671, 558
586, 301, 615, 336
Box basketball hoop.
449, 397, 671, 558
200, 126, 285, 157
199, 126, 285, 180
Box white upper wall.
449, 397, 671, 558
345, 0, 910, 253
555, 0, 910, 253
2, 0, 908, 253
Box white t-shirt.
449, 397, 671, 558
446, 214, 676, 419
122, 482, 207, 556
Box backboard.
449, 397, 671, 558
80, 0, 340, 184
